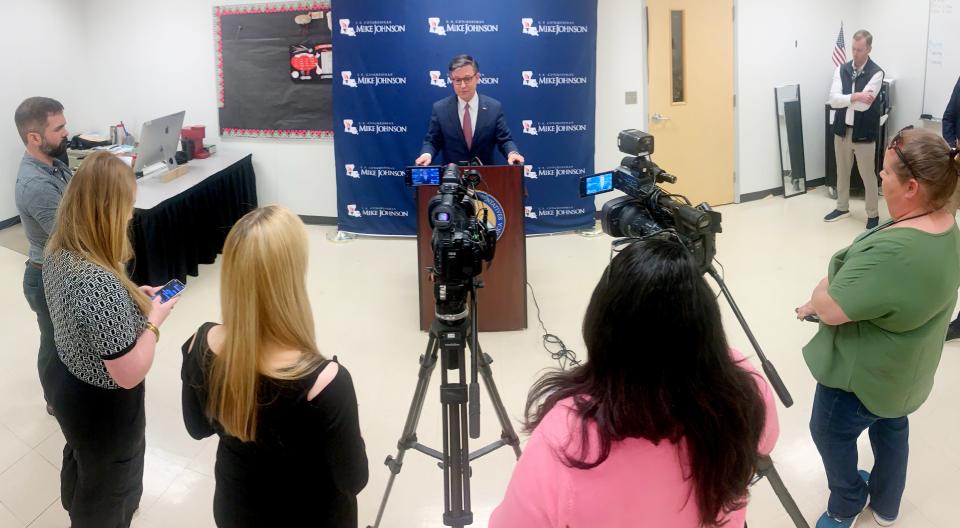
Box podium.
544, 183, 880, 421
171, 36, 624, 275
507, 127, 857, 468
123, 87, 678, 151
416, 165, 527, 332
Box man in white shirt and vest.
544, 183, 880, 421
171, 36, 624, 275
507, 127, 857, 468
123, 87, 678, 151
824, 29, 884, 230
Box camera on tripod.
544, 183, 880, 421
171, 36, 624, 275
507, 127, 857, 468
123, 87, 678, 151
373, 165, 521, 528
580, 129, 722, 273
407, 164, 497, 319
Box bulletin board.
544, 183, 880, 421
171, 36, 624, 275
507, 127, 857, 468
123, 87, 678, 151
214, 1, 333, 138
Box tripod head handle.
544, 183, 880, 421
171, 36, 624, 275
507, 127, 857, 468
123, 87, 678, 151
761, 361, 794, 408
706, 265, 794, 409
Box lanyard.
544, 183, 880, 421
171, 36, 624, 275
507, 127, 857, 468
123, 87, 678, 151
860, 210, 933, 241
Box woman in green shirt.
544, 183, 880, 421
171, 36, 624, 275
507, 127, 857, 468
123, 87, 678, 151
797, 127, 960, 528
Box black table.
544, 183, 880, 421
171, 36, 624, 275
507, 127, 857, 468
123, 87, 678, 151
129, 153, 257, 286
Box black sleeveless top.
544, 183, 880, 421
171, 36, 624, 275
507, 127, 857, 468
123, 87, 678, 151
181, 322, 368, 527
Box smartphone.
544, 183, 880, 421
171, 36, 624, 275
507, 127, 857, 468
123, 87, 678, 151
155, 279, 185, 303
579, 171, 615, 197
405, 166, 442, 186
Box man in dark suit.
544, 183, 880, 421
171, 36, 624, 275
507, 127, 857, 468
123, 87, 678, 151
415, 55, 524, 166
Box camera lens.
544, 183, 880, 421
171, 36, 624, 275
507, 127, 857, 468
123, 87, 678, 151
436, 212, 450, 222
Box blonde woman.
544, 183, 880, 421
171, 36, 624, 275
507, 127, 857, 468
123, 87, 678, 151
42, 152, 178, 527
181, 206, 368, 527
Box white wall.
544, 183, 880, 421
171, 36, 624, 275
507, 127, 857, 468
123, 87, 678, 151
735, 0, 861, 197
0, 1, 90, 220
78, 0, 337, 219
1, 1, 934, 221
858, 0, 931, 135
595, 0, 646, 173
734, 0, 933, 197
593, 0, 647, 210
0, 0, 647, 222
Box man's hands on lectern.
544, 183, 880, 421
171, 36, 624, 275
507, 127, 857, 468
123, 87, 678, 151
507, 151, 524, 165
415, 153, 432, 166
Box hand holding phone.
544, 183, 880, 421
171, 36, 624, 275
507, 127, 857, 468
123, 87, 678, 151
143, 279, 184, 329
154, 279, 186, 303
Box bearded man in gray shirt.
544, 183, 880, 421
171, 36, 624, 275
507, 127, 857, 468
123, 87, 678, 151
14, 97, 71, 414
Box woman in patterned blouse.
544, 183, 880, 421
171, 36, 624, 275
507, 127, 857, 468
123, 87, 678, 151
42, 152, 178, 527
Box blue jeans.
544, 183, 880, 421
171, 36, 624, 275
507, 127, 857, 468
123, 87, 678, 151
809, 384, 908, 520
23, 262, 55, 404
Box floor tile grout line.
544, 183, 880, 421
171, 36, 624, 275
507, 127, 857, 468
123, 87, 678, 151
24, 495, 60, 528
0, 496, 26, 528
137, 464, 188, 519
4, 418, 58, 450
0, 422, 32, 476
0, 449, 31, 481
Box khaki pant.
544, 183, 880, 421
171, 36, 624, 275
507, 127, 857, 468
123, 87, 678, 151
835, 128, 879, 218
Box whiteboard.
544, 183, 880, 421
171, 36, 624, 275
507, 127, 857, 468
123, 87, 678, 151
924, 0, 960, 119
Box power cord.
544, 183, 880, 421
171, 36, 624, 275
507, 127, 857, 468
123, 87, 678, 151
526, 281, 581, 370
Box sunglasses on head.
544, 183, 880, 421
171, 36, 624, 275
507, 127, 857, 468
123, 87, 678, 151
888, 125, 919, 180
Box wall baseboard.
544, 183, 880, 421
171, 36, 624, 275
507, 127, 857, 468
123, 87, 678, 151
299, 215, 338, 226
0, 216, 21, 230
739, 178, 827, 203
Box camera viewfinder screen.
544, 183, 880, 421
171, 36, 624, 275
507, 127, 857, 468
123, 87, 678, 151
409, 167, 441, 186
582, 172, 614, 196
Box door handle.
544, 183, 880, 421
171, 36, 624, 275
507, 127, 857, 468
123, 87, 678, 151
651, 113, 671, 122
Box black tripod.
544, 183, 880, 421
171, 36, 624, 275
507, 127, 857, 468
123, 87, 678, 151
368, 280, 522, 528
707, 265, 810, 528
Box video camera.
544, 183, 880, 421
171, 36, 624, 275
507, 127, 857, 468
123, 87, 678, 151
406, 164, 496, 319
580, 129, 722, 273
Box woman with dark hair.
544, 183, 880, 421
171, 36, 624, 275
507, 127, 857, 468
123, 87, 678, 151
490, 237, 779, 527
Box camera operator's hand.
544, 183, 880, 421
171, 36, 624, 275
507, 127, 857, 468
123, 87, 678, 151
507, 151, 524, 165
415, 153, 432, 166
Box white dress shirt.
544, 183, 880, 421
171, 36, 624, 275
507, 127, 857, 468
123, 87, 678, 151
829, 60, 884, 127
457, 92, 479, 132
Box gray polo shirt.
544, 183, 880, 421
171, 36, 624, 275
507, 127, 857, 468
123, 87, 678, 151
14, 153, 72, 264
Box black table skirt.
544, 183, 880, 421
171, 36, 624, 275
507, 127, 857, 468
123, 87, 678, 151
129, 155, 257, 286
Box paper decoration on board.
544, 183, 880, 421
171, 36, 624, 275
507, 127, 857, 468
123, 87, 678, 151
290, 43, 333, 82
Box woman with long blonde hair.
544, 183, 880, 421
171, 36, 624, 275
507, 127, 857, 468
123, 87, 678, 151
42, 151, 179, 527
181, 205, 368, 527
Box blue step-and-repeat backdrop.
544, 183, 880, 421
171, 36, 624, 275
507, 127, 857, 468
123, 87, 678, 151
333, 0, 597, 235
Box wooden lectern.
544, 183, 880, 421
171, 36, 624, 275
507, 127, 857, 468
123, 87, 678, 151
416, 165, 527, 332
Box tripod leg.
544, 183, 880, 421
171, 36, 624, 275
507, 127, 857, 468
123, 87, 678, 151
439, 322, 474, 528
756, 455, 810, 528
476, 349, 523, 458
368, 336, 441, 528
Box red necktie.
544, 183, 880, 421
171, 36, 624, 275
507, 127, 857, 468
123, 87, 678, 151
463, 103, 473, 150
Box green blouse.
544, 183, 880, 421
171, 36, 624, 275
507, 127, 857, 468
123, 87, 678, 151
803, 223, 960, 417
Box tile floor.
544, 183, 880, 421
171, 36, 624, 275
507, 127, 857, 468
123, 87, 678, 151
1, 189, 958, 527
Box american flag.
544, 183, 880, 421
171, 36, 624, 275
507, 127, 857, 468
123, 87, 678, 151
832, 24, 847, 67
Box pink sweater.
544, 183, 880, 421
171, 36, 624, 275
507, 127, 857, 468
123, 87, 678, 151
489, 350, 780, 528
